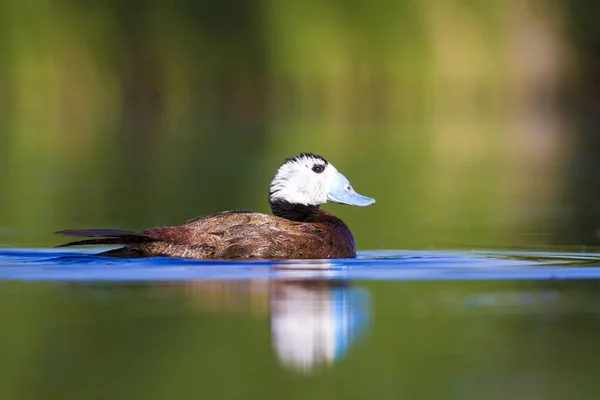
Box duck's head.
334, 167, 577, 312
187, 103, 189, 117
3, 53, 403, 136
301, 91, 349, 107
269, 153, 375, 209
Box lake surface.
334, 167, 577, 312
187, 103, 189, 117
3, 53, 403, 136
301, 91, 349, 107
1, 249, 600, 400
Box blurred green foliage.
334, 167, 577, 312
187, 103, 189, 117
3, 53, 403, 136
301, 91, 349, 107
0, 0, 599, 250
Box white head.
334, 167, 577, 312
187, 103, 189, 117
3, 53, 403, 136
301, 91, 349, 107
269, 153, 375, 207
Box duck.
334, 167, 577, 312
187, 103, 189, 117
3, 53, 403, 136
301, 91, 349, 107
55, 153, 375, 259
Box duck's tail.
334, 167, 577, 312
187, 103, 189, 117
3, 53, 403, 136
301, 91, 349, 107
54, 229, 157, 248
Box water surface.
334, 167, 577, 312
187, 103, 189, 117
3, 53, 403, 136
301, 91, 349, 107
2, 249, 600, 281
1, 249, 599, 400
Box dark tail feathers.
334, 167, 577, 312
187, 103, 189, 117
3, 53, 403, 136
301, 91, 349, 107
54, 229, 157, 248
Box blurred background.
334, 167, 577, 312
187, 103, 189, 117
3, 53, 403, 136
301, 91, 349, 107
1, 0, 599, 251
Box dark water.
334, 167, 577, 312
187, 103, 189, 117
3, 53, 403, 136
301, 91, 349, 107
1, 250, 600, 399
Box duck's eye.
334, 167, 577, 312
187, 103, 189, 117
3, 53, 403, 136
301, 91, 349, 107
312, 164, 325, 174
345, 184, 352, 192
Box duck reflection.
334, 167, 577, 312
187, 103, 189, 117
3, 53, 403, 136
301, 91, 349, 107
270, 279, 370, 373
179, 278, 371, 373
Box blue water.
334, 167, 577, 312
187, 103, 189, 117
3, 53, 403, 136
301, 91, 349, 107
1, 248, 600, 281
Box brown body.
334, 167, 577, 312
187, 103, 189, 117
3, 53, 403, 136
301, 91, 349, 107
56, 209, 357, 259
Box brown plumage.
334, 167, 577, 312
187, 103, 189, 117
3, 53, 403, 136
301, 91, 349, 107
56, 209, 355, 259
55, 153, 375, 260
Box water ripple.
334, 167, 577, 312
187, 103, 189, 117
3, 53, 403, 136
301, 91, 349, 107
1, 248, 600, 281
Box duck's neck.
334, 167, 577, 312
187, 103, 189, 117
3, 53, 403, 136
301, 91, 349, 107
269, 199, 320, 222
270, 198, 356, 256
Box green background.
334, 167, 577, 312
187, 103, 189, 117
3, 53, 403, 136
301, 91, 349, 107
1, 0, 599, 251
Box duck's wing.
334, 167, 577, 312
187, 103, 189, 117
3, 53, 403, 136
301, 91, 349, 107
200, 214, 334, 259
142, 212, 329, 259
181, 210, 254, 226
216, 223, 328, 259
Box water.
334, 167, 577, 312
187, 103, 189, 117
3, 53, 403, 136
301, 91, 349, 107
1, 249, 600, 399
2, 249, 600, 281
